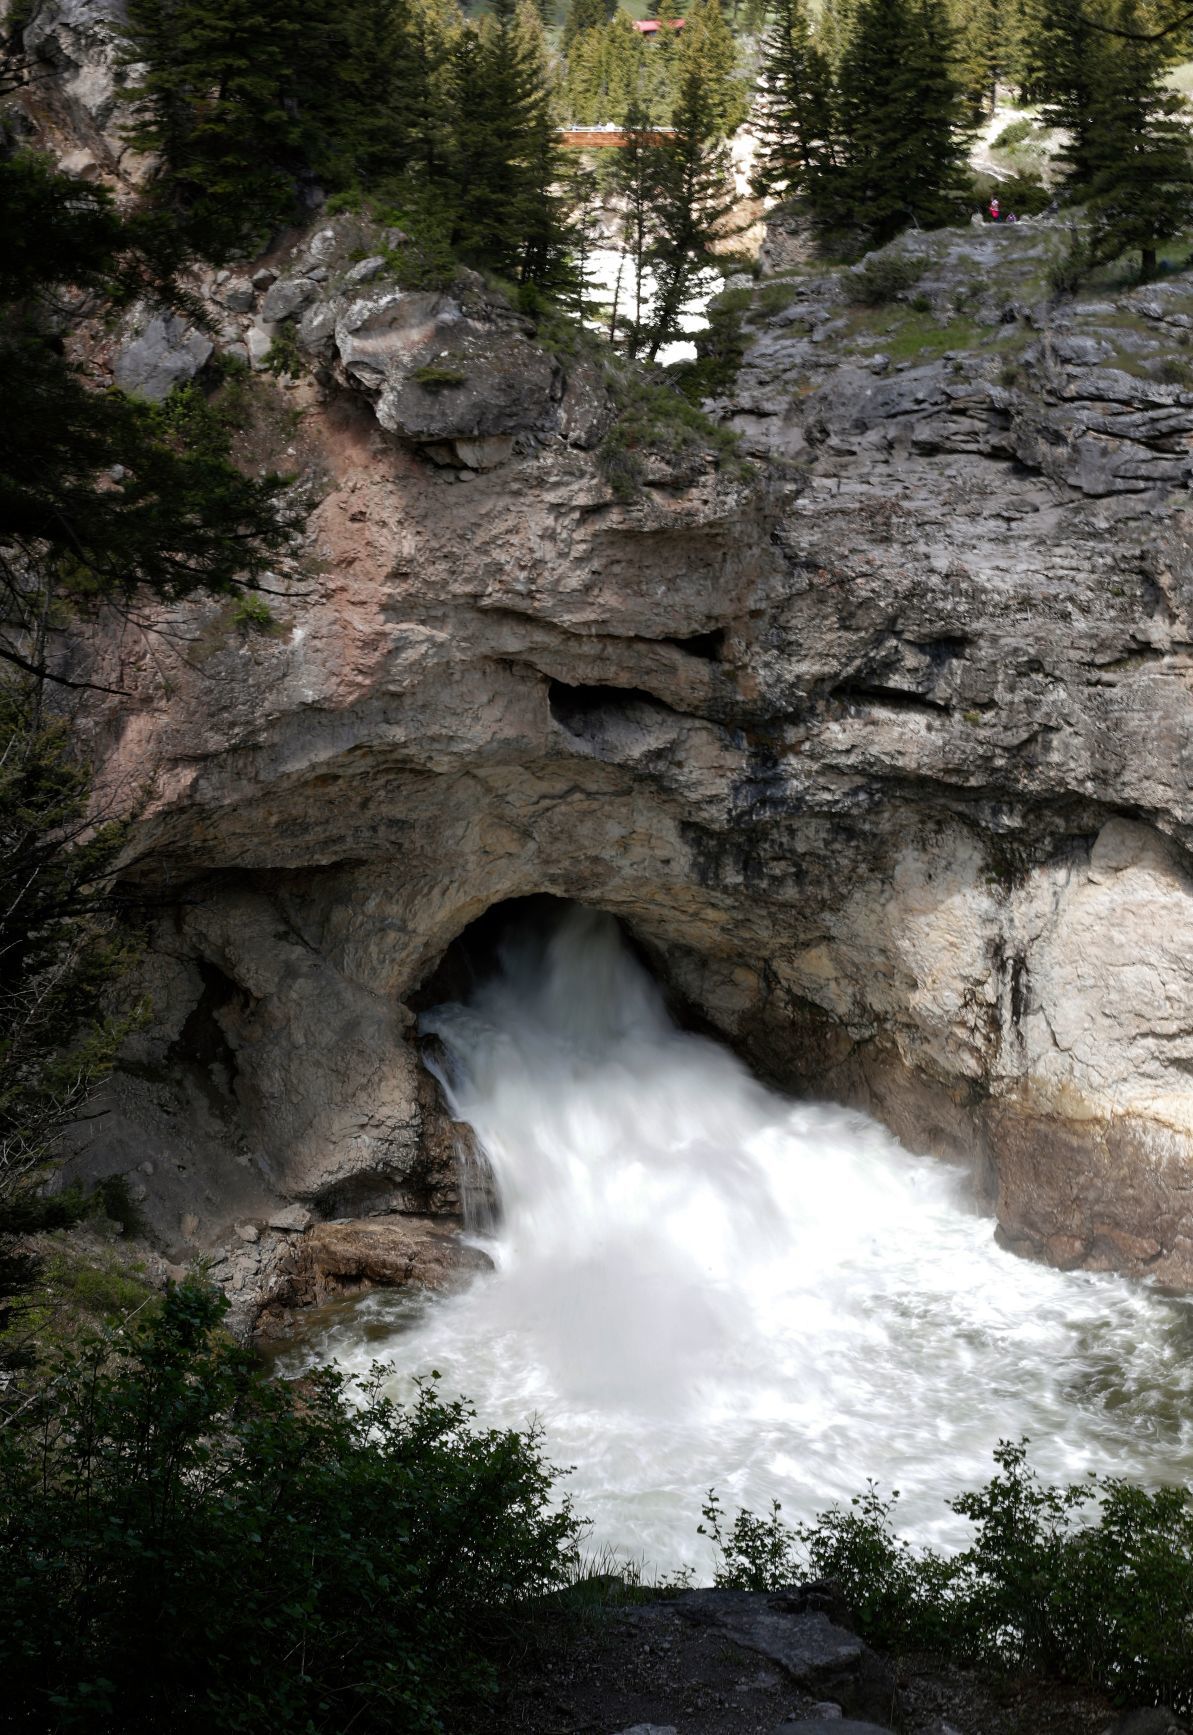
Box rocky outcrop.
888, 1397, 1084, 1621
18, 0, 133, 177
49, 199, 1193, 1309
277, 1215, 492, 1305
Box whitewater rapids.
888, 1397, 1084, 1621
277, 902, 1193, 1572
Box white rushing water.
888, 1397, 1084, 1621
277, 901, 1193, 1574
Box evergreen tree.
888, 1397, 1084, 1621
817, 0, 860, 65
834, 0, 970, 243
949, 0, 1001, 116
1038, 0, 1193, 276
645, 63, 737, 359
121, 0, 309, 259
754, 0, 840, 201
563, 25, 608, 120
1030, 0, 1109, 183
0, 149, 285, 683
447, 0, 572, 286
563, 0, 615, 52
677, 0, 750, 135
609, 100, 661, 353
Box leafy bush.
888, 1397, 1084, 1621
230, 593, 277, 633
699, 1490, 801, 1591
0, 1279, 581, 1734
1047, 242, 1089, 297
992, 117, 1036, 152
845, 252, 924, 306
996, 171, 1053, 217
702, 1441, 1193, 1712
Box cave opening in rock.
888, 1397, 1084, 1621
547, 679, 675, 738
409, 894, 715, 1048
278, 894, 1193, 1577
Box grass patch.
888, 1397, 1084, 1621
848, 306, 987, 364
751, 279, 802, 317
411, 362, 467, 391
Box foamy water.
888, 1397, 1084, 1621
275, 903, 1193, 1574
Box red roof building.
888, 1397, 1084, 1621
632, 16, 685, 31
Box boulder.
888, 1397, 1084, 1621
674, 1590, 896, 1724
217, 277, 256, 313
331, 287, 562, 461
280, 1216, 493, 1310
114, 310, 213, 401
260, 276, 319, 324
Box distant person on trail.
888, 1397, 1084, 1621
989, 197, 1000, 222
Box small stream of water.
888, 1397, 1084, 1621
274, 903, 1193, 1575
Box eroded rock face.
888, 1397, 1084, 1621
59, 214, 1193, 1309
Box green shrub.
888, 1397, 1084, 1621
1048, 235, 1091, 297
597, 370, 748, 501
230, 593, 276, 633
702, 1440, 1193, 1712
845, 252, 924, 306
752, 280, 801, 317
0, 1280, 580, 1734
263, 324, 304, 378
1156, 355, 1193, 386
992, 117, 1036, 152
995, 171, 1053, 216
700, 1490, 801, 1591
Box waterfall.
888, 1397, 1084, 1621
287, 901, 1193, 1573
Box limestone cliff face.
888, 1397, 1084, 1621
22, 14, 1193, 1304
65, 213, 1193, 1312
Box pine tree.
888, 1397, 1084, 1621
563, 0, 615, 53
609, 100, 660, 353
447, 0, 572, 287
834, 0, 970, 243
948, 0, 1000, 118
677, 0, 749, 135
563, 25, 607, 121
754, 0, 840, 202
817, 0, 859, 65
1030, 0, 1108, 184
645, 63, 737, 359
122, 0, 309, 259
1058, 0, 1193, 276
0, 149, 286, 683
